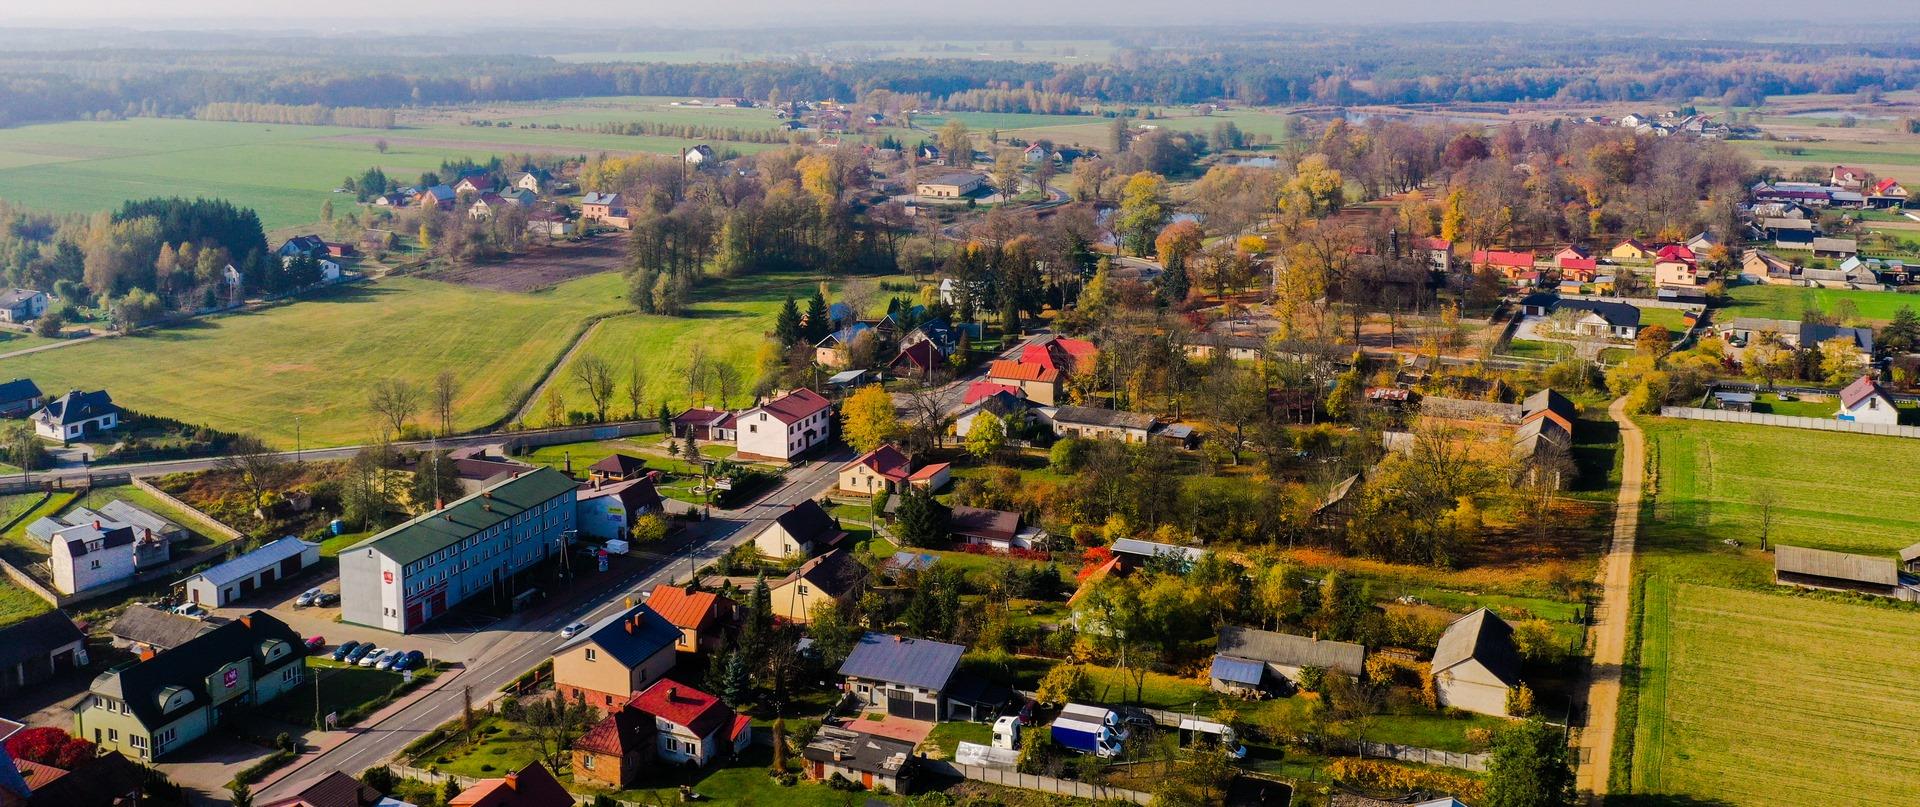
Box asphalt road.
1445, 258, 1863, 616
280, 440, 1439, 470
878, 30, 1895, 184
256, 447, 852, 800
34, 431, 546, 482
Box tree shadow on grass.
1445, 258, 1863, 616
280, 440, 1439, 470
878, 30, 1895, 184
1605, 795, 1737, 807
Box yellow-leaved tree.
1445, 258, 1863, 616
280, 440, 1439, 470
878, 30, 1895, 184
840, 385, 900, 454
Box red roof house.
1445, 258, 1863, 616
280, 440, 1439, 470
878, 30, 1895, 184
1656, 244, 1697, 264
449, 762, 573, 807
963, 381, 1023, 404
1470, 250, 1537, 276
625, 679, 752, 767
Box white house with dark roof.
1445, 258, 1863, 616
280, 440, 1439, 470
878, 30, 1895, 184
1046, 404, 1158, 443
49, 520, 139, 595
735, 388, 833, 461
0, 289, 47, 324
750, 499, 845, 559
32, 389, 119, 443
1431, 608, 1524, 717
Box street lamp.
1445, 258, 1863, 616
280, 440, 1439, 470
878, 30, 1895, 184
294, 416, 302, 463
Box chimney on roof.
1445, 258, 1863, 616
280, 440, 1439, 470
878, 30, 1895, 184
668, 686, 677, 700
93, 520, 100, 530
504, 772, 518, 791
625, 617, 634, 635
239, 615, 252, 629
138, 646, 155, 661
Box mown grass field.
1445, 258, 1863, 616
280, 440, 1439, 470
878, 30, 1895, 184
1724, 282, 1920, 323
1629, 583, 1920, 805
0, 274, 630, 447
1734, 138, 1920, 178
1620, 416, 1920, 803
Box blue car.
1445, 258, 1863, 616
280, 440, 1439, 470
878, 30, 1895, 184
401, 650, 426, 671
331, 641, 362, 662
345, 643, 377, 664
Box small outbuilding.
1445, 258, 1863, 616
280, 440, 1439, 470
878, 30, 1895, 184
178, 537, 320, 607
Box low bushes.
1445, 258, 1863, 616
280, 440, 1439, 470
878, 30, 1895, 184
1328, 757, 1484, 801
231, 749, 296, 787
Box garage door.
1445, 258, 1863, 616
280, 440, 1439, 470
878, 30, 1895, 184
886, 691, 915, 718
279, 556, 302, 577
913, 699, 936, 721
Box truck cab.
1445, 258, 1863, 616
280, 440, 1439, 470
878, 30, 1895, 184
1051, 702, 1126, 758
992, 715, 1023, 750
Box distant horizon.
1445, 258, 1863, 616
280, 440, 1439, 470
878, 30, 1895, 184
10, 0, 1915, 28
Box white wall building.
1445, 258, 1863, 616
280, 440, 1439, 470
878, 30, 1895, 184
734, 388, 834, 461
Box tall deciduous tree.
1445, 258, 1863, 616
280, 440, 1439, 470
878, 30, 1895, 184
841, 385, 900, 454
1116, 172, 1170, 257
572, 355, 617, 422
431, 371, 459, 436
367, 378, 421, 438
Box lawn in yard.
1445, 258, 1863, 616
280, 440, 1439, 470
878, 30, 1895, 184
1501, 338, 1566, 361
0, 578, 50, 628
1636, 306, 1693, 333
1723, 282, 1920, 323
923, 720, 993, 757
319, 530, 376, 557
0, 490, 77, 568
255, 657, 403, 730
1750, 392, 1838, 418
0, 274, 629, 447
1627, 583, 1920, 805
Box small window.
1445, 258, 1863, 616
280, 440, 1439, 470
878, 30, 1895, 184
583, 754, 594, 769
585, 648, 597, 662
108, 729, 117, 742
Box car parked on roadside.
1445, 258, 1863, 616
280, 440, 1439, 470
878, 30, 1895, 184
332, 641, 363, 662
304, 636, 326, 653
374, 650, 401, 671
314, 592, 340, 607
400, 650, 426, 671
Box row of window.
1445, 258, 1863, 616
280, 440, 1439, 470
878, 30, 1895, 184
401, 497, 568, 577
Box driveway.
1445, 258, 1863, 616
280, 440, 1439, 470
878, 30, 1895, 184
156, 732, 270, 804
1574, 396, 1645, 801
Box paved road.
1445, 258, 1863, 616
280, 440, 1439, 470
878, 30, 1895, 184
1575, 396, 1644, 801
31, 431, 531, 480
255, 447, 851, 801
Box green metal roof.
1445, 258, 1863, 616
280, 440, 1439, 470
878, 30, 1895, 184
345, 466, 578, 566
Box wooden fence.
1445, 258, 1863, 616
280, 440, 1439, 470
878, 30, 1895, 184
1661, 405, 1920, 439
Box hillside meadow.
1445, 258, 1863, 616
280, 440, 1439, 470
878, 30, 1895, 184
0, 273, 631, 447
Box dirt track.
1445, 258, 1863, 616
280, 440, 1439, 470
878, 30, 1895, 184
426, 236, 627, 292
1575, 396, 1644, 802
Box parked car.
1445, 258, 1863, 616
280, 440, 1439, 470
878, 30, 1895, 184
332, 641, 362, 662
347, 644, 379, 665
295, 588, 323, 607
374, 650, 401, 671
314, 592, 340, 607
304, 636, 326, 653
401, 650, 426, 671
171, 604, 207, 618
1115, 706, 1157, 734
560, 622, 588, 638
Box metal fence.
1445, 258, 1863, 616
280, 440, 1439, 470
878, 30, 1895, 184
1661, 406, 1920, 439
1359, 741, 1490, 772
921, 759, 1152, 804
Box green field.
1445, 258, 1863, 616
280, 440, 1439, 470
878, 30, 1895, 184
0, 579, 50, 628
0, 116, 773, 231
1724, 283, 1920, 323
0, 274, 630, 447
1637, 307, 1692, 332
1734, 140, 1920, 171
1630, 583, 1920, 804
1622, 417, 1920, 803
538, 272, 828, 422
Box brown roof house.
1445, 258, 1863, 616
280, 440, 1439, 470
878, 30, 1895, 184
804, 726, 918, 793
750, 500, 846, 560
1431, 608, 1525, 717
448, 762, 573, 807
950, 506, 1044, 551
769, 548, 868, 624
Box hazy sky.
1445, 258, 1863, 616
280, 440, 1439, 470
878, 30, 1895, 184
19, 0, 1883, 25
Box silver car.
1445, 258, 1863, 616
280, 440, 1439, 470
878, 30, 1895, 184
374, 650, 401, 671
357, 647, 388, 667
